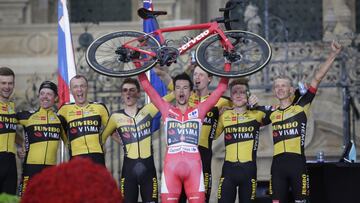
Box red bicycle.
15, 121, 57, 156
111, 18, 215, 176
86, 6, 271, 78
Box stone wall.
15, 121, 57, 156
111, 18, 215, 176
0, 0, 359, 202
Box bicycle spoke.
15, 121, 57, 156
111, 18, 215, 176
196, 30, 271, 77
86, 31, 160, 77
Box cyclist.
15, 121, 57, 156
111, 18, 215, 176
157, 64, 231, 203
58, 75, 109, 165
102, 78, 174, 203
138, 67, 229, 202
0, 67, 18, 195
215, 78, 265, 203
265, 41, 342, 203
191, 65, 231, 202
17, 81, 67, 195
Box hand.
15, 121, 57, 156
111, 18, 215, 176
153, 64, 167, 77
219, 106, 233, 115
331, 40, 342, 55
184, 64, 195, 75
248, 94, 259, 107
111, 131, 121, 144
17, 147, 25, 159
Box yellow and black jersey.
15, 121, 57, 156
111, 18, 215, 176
215, 108, 266, 163
58, 102, 109, 156
17, 108, 67, 165
264, 86, 317, 157
0, 101, 17, 154
102, 93, 174, 159
189, 93, 231, 150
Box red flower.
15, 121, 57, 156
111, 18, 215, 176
21, 158, 122, 203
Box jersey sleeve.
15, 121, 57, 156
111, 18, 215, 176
297, 86, 317, 107
99, 103, 109, 127
253, 105, 273, 126
60, 125, 68, 145
138, 72, 169, 116
101, 114, 117, 144
57, 114, 68, 133
198, 77, 228, 119
214, 111, 225, 140
16, 111, 31, 126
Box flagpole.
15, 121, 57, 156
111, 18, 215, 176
143, 0, 167, 175
58, 0, 77, 163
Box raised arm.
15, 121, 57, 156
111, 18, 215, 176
153, 65, 173, 87
198, 76, 229, 119
310, 40, 342, 89
138, 72, 169, 115
198, 64, 230, 118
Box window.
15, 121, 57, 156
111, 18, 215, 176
253, 0, 323, 42
69, 0, 131, 23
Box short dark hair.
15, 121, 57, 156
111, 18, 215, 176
229, 77, 249, 91
39, 81, 58, 96
121, 78, 140, 92
70, 75, 88, 86
173, 72, 193, 91
0, 67, 15, 78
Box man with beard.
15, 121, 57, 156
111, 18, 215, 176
138, 66, 229, 202
0, 67, 18, 195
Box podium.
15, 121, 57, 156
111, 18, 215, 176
307, 162, 360, 203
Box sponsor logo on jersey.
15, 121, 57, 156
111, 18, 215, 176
34, 132, 42, 138
188, 109, 199, 119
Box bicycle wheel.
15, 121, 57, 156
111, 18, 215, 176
86, 30, 160, 77
195, 30, 272, 78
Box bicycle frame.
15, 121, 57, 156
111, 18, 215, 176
123, 21, 235, 57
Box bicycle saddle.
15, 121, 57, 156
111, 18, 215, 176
137, 8, 167, 19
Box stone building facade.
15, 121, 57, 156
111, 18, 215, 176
0, 0, 359, 202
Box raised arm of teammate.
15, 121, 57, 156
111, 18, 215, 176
310, 40, 342, 89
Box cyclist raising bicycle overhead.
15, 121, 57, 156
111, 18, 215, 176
138, 65, 229, 202
156, 64, 231, 203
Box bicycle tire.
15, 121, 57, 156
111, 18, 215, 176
86, 30, 160, 77
195, 30, 272, 78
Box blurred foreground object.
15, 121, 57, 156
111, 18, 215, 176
21, 158, 122, 203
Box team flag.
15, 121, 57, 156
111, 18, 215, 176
58, 0, 76, 107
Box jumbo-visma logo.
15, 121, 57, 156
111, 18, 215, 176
69, 119, 100, 134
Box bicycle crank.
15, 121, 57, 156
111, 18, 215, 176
156, 46, 179, 66
115, 47, 140, 63
224, 50, 242, 63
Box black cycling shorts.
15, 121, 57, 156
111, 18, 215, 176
19, 164, 52, 196
0, 152, 17, 195
217, 161, 257, 203
121, 156, 158, 203
270, 153, 309, 203
72, 153, 105, 166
